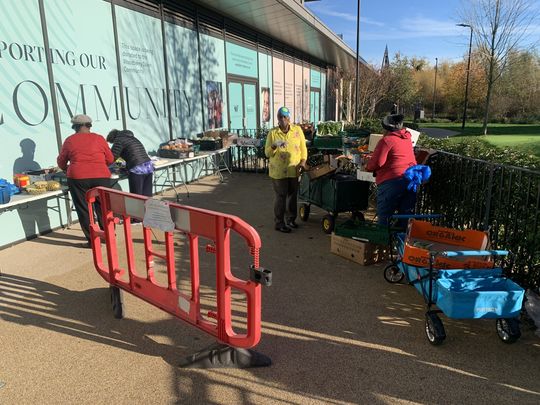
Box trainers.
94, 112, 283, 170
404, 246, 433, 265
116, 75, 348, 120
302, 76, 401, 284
275, 225, 291, 233
286, 220, 298, 229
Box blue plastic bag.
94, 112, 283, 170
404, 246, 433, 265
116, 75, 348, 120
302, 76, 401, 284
0, 178, 20, 196
404, 165, 431, 192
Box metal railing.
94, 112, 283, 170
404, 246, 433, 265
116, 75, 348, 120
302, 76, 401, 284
418, 151, 540, 290
228, 129, 268, 173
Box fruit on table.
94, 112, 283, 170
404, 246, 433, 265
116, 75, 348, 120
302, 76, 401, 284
33, 181, 49, 189
46, 181, 61, 191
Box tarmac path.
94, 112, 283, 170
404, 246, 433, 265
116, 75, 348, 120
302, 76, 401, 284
0, 172, 539, 404
419, 127, 460, 139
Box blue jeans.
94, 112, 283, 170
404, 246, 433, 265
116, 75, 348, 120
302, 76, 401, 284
376, 177, 417, 227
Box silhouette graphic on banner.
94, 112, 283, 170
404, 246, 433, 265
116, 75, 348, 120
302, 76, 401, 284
13, 138, 51, 239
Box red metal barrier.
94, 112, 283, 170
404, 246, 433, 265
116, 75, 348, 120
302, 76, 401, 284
86, 187, 271, 355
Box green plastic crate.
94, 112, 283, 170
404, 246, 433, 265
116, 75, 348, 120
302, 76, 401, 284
334, 219, 392, 246
312, 136, 343, 149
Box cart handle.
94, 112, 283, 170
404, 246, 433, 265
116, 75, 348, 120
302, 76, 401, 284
430, 249, 509, 258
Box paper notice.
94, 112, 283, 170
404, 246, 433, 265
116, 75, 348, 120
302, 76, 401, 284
143, 198, 175, 232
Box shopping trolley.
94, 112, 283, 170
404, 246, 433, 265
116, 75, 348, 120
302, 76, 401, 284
383, 215, 525, 345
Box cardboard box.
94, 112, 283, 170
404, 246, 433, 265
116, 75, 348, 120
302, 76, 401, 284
306, 163, 335, 180
219, 132, 236, 148
356, 169, 376, 183
406, 127, 420, 146
368, 134, 383, 152
330, 233, 388, 265
235, 137, 260, 146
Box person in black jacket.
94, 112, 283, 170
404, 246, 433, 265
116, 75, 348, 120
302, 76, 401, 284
107, 129, 154, 197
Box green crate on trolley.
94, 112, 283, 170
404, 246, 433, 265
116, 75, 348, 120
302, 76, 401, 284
312, 136, 343, 149
334, 219, 392, 246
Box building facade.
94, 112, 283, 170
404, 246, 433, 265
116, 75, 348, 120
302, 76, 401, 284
0, 0, 359, 247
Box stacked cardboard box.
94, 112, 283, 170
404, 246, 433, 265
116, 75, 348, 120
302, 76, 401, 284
330, 233, 388, 265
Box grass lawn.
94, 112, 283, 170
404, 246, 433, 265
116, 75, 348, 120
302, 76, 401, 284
419, 122, 540, 157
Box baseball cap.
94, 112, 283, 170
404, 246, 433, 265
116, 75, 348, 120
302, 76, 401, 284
71, 114, 93, 125
277, 106, 290, 118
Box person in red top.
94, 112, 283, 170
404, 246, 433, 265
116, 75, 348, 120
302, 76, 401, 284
57, 114, 114, 247
366, 114, 417, 226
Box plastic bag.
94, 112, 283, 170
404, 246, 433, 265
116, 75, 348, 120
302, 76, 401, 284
0, 178, 20, 195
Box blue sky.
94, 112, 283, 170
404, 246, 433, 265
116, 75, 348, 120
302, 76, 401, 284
306, 0, 479, 67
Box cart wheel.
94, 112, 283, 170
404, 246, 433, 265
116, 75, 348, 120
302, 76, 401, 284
299, 203, 310, 222
321, 214, 335, 234
110, 286, 124, 319
384, 264, 404, 283
425, 313, 446, 345
351, 211, 365, 222
496, 318, 521, 344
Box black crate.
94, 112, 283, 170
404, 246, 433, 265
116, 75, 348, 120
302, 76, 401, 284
158, 148, 185, 159
198, 138, 223, 151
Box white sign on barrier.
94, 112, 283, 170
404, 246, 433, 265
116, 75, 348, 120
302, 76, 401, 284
143, 199, 175, 232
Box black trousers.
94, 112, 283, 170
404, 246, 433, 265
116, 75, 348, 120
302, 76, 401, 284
67, 177, 112, 242
272, 177, 299, 227
128, 172, 153, 197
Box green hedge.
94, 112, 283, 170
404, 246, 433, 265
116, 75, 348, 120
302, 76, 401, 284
417, 134, 540, 170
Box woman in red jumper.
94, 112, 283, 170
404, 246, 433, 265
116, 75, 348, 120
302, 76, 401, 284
57, 115, 114, 247
366, 114, 417, 227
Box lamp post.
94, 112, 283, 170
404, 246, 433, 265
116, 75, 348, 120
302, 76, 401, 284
432, 57, 438, 120
354, 0, 361, 123
457, 23, 473, 132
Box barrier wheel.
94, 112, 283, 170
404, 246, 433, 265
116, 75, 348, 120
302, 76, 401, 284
425, 313, 445, 345
110, 286, 124, 319
384, 264, 404, 283
496, 318, 521, 344
299, 204, 310, 222
351, 211, 365, 222
321, 214, 335, 234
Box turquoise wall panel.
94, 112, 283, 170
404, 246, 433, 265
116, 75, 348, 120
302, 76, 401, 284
310, 68, 321, 89
226, 42, 257, 78
321, 72, 326, 121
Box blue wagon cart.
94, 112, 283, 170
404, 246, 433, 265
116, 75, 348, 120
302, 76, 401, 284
384, 216, 525, 345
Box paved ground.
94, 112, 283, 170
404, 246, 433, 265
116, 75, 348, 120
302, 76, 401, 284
1, 172, 539, 404
419, 127, 460, 139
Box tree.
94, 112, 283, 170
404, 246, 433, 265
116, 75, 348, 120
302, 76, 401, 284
460, 0, 537, 134
494, 50, 540, 121
382, 53, 419, 115
442, 54, 486, 119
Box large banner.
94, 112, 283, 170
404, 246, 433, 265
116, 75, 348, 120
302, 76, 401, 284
0, 0, 56, 181
272, 56, 284, 121
258, 52, 272, 127
165, 22, 203, 138
45, 0, 121, 141
200, 34, 227, 130
303, 65, 310, 122
294, 62, 303, 124
284, 60, 294, 118
115, 5, 168, 151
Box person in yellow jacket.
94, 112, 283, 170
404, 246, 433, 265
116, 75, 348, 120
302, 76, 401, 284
265, 106, 308, 233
